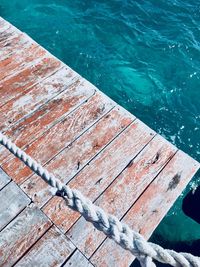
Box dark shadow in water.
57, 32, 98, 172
182, 186, 200, 224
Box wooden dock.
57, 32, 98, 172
0, 17, 199, 267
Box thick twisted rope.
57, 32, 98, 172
0, 132, 199, 267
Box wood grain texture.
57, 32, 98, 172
90, 151, 200, 267
21, 107, 133, 208
0, 206, 52, 267
0, 17, 199, 267
43, 120, 155, 232
0, 167, 10, 189
0, 67, 77, 132
0, 77, 95, 164
0, 34, 30, 61
0, 181, 30, 231
66, 135, 177, 258
0, 24, 19, 49
0, 43, 45, 81
0, 54, 61, 108
2, 92, 114, 184
63, 250, 94, 267
0, 28, 36, 61
15, 226, 75, 267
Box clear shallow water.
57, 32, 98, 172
1, 0, 200, 258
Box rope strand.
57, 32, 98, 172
0, 132, 199, 267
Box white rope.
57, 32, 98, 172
0, 132, 199, 267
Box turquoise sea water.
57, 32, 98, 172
1, 0, 200, 261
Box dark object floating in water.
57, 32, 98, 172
182, 186, 200, 224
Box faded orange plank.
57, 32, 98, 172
90, 151, 200, 267
0, 66, 78, 132
15, 226, 75, 267
43, 120, 155, 232
0, 206, 52, 267
63, 249, 94, 267
0, 55, 61, 108
0, 77, 94, 164
2, 92, 114, 184
21, 107, 133, 207
0, 43, 45, 81
66, 135, 177, 258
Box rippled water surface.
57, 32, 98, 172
1, 0, 200, 258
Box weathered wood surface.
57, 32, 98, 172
0, 67, 77, 132
63, 250, 94, 267
15, 226, 75, 267
43, 120, 155, 232
89, 150, 199, 267
0, 17, 199, 267
0, 77, 95, 165
0, 181, 30, 231
21, 107, 133, 208
0, 54, 61, 108
66, 135, 177, 258
2, 92, 114, 184
0, 206, 52, 266
0, 167, 10, 189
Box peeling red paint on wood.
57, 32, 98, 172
21, 107, 133, 208
2, 92, 114, 184
42, 120, 155, 232
0, 56, 61, 108
90, 151, 200, 267
0, 17, 199, 267
66, 135, 177, 258
0, 44, 45, 81
0, 77, 95, 164
15, 226, 75, 267
0, 67, 78, 132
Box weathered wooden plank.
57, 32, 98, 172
0, 22, 31, 61
0, 55, 62, 108
90, 151, 200, 267
21, 107, 133, 207
7, 78, 94, 147
0, 17, 199, 267
0, 66, 78, 132
0, 34, 31, 61
43, 120, 155, 232
0, 76, 94, 164
0, 181, 30, 231
63, 250, 94, 267
0, 43, 47, 81
0, 19, 31, 56
0, 168, 10, 190
66, 135, 177, 258
0, 206, 52, 267
15, 226, 75, 267
0, 25, 17, 46
2, 92, 114, 184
